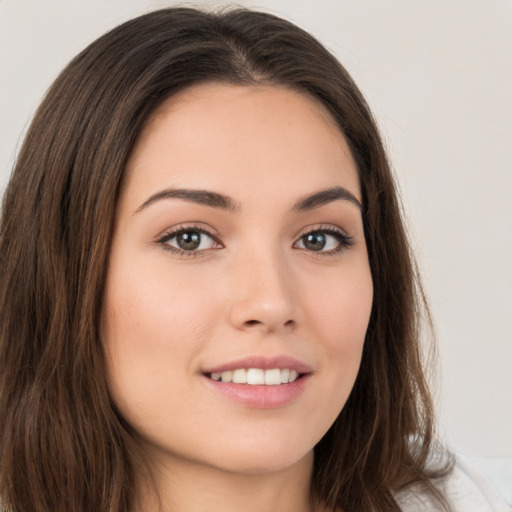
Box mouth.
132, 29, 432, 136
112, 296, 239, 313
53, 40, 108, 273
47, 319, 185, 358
201, 356, 312, 408
205, 367, 303, 385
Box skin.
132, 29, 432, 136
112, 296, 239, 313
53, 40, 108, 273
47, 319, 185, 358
103, 83, 373, 512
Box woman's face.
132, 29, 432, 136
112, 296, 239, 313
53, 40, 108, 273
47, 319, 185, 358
103, 83, 373, 475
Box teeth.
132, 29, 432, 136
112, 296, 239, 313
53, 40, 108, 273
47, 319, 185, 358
221, 371, 232, 382
232, 369, 247, 384
247, 368, 264, 385
264, 368, 281, 385
210, 368, 301, 385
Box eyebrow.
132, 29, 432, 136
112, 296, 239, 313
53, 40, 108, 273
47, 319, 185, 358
135, 185, 361, 214
292, 186, 362, 211
136, 188, 240, 213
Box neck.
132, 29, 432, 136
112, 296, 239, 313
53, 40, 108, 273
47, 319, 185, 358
133, 450, 316, 512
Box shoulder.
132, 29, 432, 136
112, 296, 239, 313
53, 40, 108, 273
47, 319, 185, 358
395, 454, 511, 512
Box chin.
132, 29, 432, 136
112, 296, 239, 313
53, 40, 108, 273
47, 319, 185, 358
208, 447, 314, 476
195, 433, 316, 475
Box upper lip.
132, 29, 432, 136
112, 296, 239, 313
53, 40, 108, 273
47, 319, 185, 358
202, 355, 313, 375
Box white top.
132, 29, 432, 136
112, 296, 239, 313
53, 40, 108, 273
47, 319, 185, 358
396, 455, 511, 511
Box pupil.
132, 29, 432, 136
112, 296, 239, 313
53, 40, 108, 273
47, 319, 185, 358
177, 231, 201, 250
304, 232, 326, 251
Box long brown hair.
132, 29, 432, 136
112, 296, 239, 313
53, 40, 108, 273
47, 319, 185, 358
0, 7, 452, 512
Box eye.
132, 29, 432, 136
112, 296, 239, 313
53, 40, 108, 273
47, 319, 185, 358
294, 228, 353, 254
157, 227, 221, 254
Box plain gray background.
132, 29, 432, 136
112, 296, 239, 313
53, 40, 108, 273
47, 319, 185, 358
1, 0, 511, 503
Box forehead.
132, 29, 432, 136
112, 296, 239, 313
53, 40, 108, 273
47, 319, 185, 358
122, 83, 360, 209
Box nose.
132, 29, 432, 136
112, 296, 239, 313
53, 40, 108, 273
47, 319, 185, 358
228, 249, 298, 333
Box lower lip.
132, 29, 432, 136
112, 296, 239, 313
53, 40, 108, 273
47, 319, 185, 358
202, 374, 310, 409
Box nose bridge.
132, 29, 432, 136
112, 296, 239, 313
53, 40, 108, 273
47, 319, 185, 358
228, 241, 297, 332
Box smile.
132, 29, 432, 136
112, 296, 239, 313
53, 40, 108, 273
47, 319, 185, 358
208, 368, 300, 385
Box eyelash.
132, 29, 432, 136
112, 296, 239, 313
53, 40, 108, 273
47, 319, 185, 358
155, 223, 354, 258
155, 224, 222, 259
295, 224, 354, 257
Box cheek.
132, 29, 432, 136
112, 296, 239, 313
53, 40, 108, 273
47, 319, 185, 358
101, 260, 220, 418
302, 260, 373, 411
307, 261, 373, 347
104, 257, 218, 350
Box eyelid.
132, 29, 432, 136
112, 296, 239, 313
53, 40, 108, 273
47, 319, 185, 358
155, 223, 223, 257
293, 224, 354, 254
154, 222, 354, 258
294, 223, 352, 241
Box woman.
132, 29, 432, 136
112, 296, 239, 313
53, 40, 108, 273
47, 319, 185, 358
0, 7, 507, 512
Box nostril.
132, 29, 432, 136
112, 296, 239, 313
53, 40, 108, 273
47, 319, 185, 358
245, 320, 261, 326
243, 319, 295, 329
